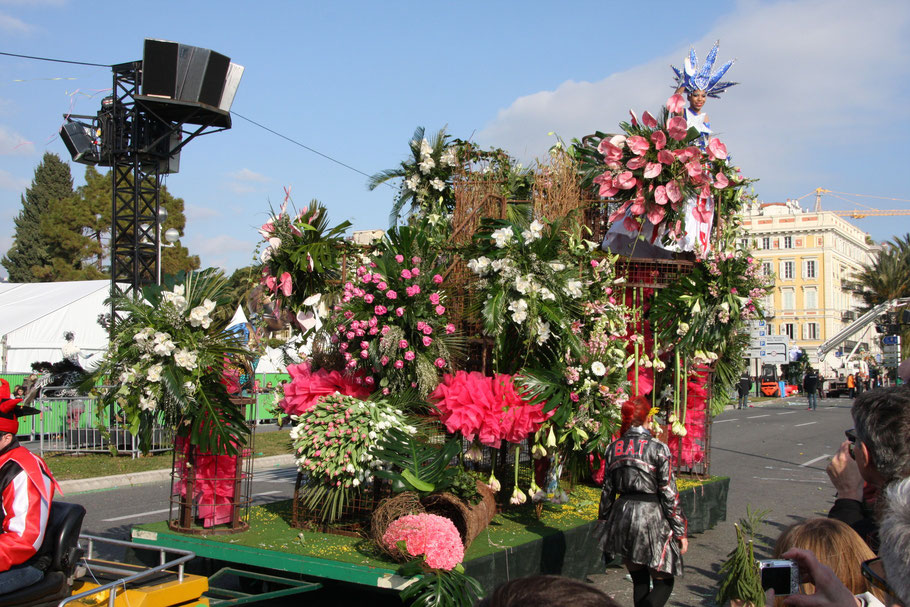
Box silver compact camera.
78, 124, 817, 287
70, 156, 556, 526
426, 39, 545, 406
756, 559, 800, 596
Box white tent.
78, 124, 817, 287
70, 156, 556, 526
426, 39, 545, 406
0, 280, 111, 373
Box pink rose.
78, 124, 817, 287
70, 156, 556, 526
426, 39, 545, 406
362, 273, 372, 283
707, 138, 727, 161
386, 290, 398, 300
404, 351, 416, 361
381, 325, 391, 335
642, 111, 658, 128
401, 269, 412, 279
374, 305, 388, 315
416, 321, 426, 331
422, 336, 433, 347
435, 358, 447, 369
643, 162, 662, 179
377, 282, 388, 291
364, 294, 374, 303
411, 268, 420, 276
394, 255, 404, 263
666, 93, 686, 113
399, 339, 409, 349
395, 307, 404, 317
615, 171, 637, 190
657, 149, 675, 165
667, 116, 688, 141
445, 323, 456, 334
429, 293, 441, 305
422, 325, 432, 335
432, 274, 443, 284
626, 135, 650, 156
654, 185, 668, 205
714, 171, 730, 189
650, 130, 667, 150
435, 305, 446, 315
394, 360, 404, 369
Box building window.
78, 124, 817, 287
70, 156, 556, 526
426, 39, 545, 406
780, 260, 795, 280
782, 323, 795, 339
782, 288, 795, 310
804, 287, 817, 310
805, 323, 819, 340
762, 237, 770, 250
803, 259, 817, 279
784, 236, 793, 248
762, 262, 773, 277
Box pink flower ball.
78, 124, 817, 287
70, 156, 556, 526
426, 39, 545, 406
435, 358, 446, 368
429, 293, 441, 305
435, 305, 446, 315
432, 274, 443, 284
404, 351, 416, 361
401, 269, 412, 279
375, 305, 388, 315
364, 294, 374, 303
394, 360, 404, 369
445, 323, 455, 334
395, 307, 405, 317
398, 339, 409, 349
386, 290, 398, 300
395, 254, 404, 263
422, 336, 433, 347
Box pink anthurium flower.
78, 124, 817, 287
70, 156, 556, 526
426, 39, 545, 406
279, 272, 293, 296
608, 200, 632, 223
650, 130, 667, 150
666, 180, 682, 202
654, 185, 669, 205
647, 204, 666, 224
265, 275, 277, 292
626, 135, 650, 156
642, 111, 658, 128
667, 116, 688, 141
628, 109, 639, 127
593, 173, 618, 197
666, 94, 686, 113
685, 159, 703, 178
623, 214, 642, 232
598, 140, 623, 163
644, 162, 662, 179
707, 138, 728, 161
714, 171, 730, 189
615, 171, 637, 190
657, 149, 675, 165
629, 194, 647, 216
626, 156, 647, 170
297, 311, 317, 331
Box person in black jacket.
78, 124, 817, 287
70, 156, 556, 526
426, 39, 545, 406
736, 371, 752, 409
826, 386, 910, 552
597, 396, 687, 607
803, 367, 820, 411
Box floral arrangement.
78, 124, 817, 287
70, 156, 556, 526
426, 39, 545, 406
326, 225, 463, 397
280, 361, 371, 416
86, 270, 249, 454
291, 393, 415, 521
257, 198, 351, 323
383, 513, 464, 571
571, 94, 744, 246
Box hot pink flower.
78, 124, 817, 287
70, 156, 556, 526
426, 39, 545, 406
667, 116, 688, 141
643, 162, 662, 179
412, 256, 421, 264
615, 171, 637, 190
435, 305, 446, 315
377, 282, 388, 291
364, 294, 374, 303
381, 356, 389, 366
626, 156, 647, 170
650, 130, 667, 150
626, 135, 650, 156
265, 275, 277, 292
386, 290, 398, 300
641, 111, 658, 128
394, 360, 405, 369
597, 140, 623, 163
654, 185, 669, 205
416, 321, 426, 331
399, 339, 409, 349
590, 259, 599, 268
422, 336, 433, 347
404, 351, 416, 361
422, 325, 433, 335
429, 293, 441, 305
401, 269, 412, 279
435, 358, 446, 368
445, 323, 456, 334
382, 513, 464, 571
395, 307, 404, 317
394, 255, 404, 263
657, 149, 675, 165
667, 93, 686, 113
411, 268, 420, 276
362, 273, 372, 283
666, 180, 682, 202
593, 172, 618, 197
707, 138, 728, 161
381, 325, 391, 335
359, 350, 368, 359
432, 274, 443, 284
374, 305, 388, 315
714, 171, 729, 189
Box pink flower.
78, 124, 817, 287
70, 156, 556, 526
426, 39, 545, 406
405, 285, 419, 297
412, 256, 421, 264
435, 358, 447, 368
597, 140, 623, 163
422, 336, 433, 347
381, 356, 389, 366
394, 360, 404, 369
626, 135, 650, 156
643, 162, 662, 179
626, 156, 647, 170
714, 171, 730, 189
667, 116, 688, 141
401, 269, 412, 280
615, 171, 637, 190
386, 290, 398, 300
395, 307, 404, 317
628, 109, 639, 126
445, 323, 456, 334
381, 325, 391, 335
416, 321, 426, 331
429, 293, 441, 305
362, 273, 372, 283
641, 111, 658, 128
685, 159, 703, 178
650, 130, 667, 150
707, 138, 728, 161
394, 254, 404, 263
404, 351, 416, 361
265, 274, 277, 293
435, 305, 446, 315
570, 392, 580, 403
657, 149, 675, 165
623, 214, 642, 232
590, 259, 599, 268
667, 94, 686, 113
359, 350, 369, 359
377, 282, 388, 291
432, 274, 443, 284
666, 180, 682, 202
654, 185, 668, 205
422, 325, 433, 335
364, 376, 375, 386
360, 341, 369, 350
411, 268, 420, 277
382, 513, 464, 571
364, 294, 374, 303
593, 172, 618, 197
646, 204, 666, 224
374, 305, 388, 315
399, 339, 409, 349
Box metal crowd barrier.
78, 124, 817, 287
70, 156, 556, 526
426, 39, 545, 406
34, 387, 173, 459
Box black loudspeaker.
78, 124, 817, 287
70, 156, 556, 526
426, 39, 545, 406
59, 121, 98, 165
142, 39, 179, 98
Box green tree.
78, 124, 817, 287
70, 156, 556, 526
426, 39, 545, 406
3, 153, 75, 282
210, 265, 258, 327
855, 233, 910, 357
158, 183, 200, 277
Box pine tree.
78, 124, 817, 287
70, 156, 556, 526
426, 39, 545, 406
2, 153, 74, 282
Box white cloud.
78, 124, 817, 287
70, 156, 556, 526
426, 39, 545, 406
0, 11, 31, 33
226, 168, 269, 195
476, 0, 910, 201
0, 125, 34, 155
190, 234, 256, 271
185, 204, 221, 222
0, 168, 28, 192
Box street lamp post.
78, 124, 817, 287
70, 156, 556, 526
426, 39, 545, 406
156, 208, 181, 285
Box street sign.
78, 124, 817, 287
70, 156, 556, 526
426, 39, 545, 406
747, 341, 788, 364
882, 335, 900, 346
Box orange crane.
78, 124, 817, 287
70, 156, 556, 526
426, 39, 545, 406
802, 187, 910, 217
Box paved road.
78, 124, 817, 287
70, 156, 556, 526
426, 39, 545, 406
61, 395, 855, 605
589, 395, 854, 605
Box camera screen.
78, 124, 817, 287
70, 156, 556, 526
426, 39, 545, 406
761, 566, 793, 595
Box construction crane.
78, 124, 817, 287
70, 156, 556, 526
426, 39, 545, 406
804, 187, 910, 217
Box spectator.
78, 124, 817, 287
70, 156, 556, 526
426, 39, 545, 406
826, 387, 910, 551
11, 386, 24, 398
473, 575, 620, 607
737, 371, 752, 409
804, 367, 820, 411
878, 477, 910, 606
847, 374, 856, 399
772, 518, 884, 605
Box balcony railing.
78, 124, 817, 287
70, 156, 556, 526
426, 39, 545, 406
842, 310, 857, 322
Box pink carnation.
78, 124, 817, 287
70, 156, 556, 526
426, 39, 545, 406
374, 305, 388, 315
422, 336, 433, 347
435, 305, 446, 315
435, 358, 447, 368
429, 293, 441, 305
401, 269, 412, 279
382, 513, 464, 571
399, 339, 409, 349
395, 307, 405, 317
432, 274, 443, 284
445, 323, 456, 334
395, 254, 404, 263
404, 351, 416, 361
386, 290, 398, 300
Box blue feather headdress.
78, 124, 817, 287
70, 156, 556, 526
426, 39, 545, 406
671, 41, 737, 98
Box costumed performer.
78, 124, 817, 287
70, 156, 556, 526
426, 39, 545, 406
0, 379, 62, 595
597, 396, 687, 607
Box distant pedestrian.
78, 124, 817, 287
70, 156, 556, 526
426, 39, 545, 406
847, 374, 856, 399
736, 371, 752, 409
803, 367, 819, 411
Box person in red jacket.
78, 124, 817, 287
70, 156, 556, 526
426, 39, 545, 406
0, 379, 61, 595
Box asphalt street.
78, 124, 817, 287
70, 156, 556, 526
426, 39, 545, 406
59, 394, 855, 606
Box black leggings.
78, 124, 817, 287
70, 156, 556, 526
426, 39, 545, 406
628, 566, 675, 607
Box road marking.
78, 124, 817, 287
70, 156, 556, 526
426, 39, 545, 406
777, 412, 796, 416
103, 508, 171, 522
714, 419, 735, 423
794, 422, 817, 427
753, 477, 828, 484
254, 491, 282, 497
747, 415, 770, 419
799, 454, 830, 467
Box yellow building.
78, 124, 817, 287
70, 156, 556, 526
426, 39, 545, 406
740, 199, 876, 373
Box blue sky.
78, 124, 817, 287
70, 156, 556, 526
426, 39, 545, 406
1, 0, 909, 276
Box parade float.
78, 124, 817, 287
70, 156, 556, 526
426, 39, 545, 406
79, 43, 766, 606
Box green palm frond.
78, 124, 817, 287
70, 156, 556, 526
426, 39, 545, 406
515, 367, 573, 422
373, 428, 461, 493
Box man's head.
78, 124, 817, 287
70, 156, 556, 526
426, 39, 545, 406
0, 431, 12, 450
852, 387, 910, 487
879, 477, 910, 606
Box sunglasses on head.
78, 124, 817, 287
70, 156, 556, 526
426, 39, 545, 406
862, 557, 895, 598
845, 429, 857, 460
